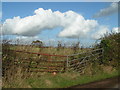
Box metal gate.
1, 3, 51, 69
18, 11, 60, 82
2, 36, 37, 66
66, 48, 103, 73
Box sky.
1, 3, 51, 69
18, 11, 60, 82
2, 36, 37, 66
1, 2, 119, 47
2, 0, 120, 2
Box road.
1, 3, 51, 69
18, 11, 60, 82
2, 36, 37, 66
68, 76, 120, 89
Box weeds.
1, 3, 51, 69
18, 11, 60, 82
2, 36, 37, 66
2, 32, 120, 88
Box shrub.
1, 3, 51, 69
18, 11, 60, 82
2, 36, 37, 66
99, 33, 120, 68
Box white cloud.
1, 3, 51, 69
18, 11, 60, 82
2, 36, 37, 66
112, 27, 120, 33
91, 26, 109, 39
93, 2, 118, 18
2, 8, 61, 36
2, 8, 110, 39
13, 36, 40, 44
91, 27, 120, 39
58, 19, 98, 38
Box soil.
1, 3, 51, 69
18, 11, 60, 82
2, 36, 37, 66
68, 76, 120, 89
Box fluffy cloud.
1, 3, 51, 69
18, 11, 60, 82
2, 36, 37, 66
2, 8, 60, 36
13, 36, 40, 44
58, 19, 98, 38
2, 8, 109, 39
91, 27, 120, 39
91, 26, 109, 39
112, 27, 120, 33
93, 2, 118, 18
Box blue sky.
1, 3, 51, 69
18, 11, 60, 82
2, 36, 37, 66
2, 2, 118, 47
2, 0, 120, 2
2, 2, 118, 24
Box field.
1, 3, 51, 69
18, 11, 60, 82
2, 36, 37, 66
2, 33, 120, 88
8, 45, 90, 55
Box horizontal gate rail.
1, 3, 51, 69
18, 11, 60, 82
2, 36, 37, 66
67, 48, 103, 56
3, 48, 103, 73
3, 49, 67, 57
67, 48, 103, 73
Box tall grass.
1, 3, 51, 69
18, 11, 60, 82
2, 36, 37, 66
2, 32, 120, 88
2, 66, 119, 88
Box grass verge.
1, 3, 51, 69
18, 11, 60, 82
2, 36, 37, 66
3, 68, 119, 88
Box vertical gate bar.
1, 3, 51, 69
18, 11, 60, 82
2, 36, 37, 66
102, 48, 104, 63
66, 56, 69, 72
48, 56, 51, 72
102, 48, 104, 58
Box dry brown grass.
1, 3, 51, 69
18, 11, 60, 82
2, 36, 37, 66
10, 45, 87, 55
100, 65, 116, 74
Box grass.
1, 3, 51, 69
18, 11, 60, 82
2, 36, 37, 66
2, 65, 119, 88
2, 46, 119, 88
25, 67, 119, 88
2, 32, 119, 88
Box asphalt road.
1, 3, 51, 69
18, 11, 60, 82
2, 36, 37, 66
68, 76, 120, 89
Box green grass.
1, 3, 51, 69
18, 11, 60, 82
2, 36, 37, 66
25, 70, 119, 88
2, 33, 119, 88
3, 45, 119, 88
3, 68, 119, 88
